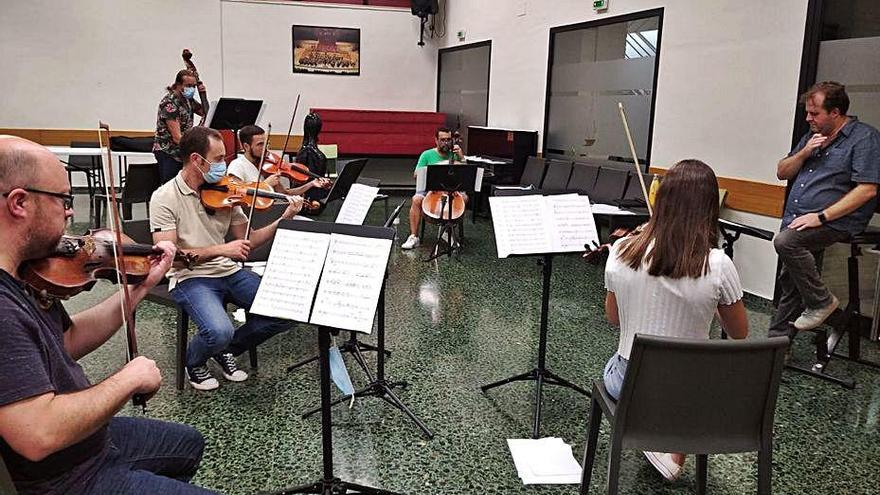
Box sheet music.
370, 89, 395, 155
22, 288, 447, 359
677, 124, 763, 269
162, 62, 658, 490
489, 194, 598, 258
474, 167, 484, 192
310, 234, 392, 333
250, 229, 330, 322
335, 183, 379, 225
416, 167, 426, 192
489, 195, 554, 258
545, 194, 600, 252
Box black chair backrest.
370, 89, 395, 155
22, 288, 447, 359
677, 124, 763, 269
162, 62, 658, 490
567, 163, 601, 196
357, 177, 381, 187
591, 168, 629, 204
69, 141, 100, 169
622, 172, 653, 201
519, 156, 546, 188
541, 159, 574, 191
122, 163, 160, 204
122, 219, 153, 244
616, 334, 788, 454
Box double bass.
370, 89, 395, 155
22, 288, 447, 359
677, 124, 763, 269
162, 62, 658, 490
182, 49, 209, 126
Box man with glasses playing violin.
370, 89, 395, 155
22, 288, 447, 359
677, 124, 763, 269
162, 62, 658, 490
228, 124, 330, 197
150, 126, 303, 391
0, 136, 214, 494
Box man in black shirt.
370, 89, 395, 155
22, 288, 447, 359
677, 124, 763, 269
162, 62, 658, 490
0, 136, 214, 494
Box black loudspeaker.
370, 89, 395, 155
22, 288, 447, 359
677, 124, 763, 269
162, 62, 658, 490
411, 0, 438, 17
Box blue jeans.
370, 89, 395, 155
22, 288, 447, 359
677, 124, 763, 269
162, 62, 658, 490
603, 353, 628, 401
84, 417, 214, 494
155, 150, 182, 184
171, 269, 292, 368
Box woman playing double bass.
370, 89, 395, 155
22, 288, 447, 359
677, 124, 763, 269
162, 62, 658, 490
153, 50, 209, 184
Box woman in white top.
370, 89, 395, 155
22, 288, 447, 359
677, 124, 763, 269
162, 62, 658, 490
602, 159, 749, 480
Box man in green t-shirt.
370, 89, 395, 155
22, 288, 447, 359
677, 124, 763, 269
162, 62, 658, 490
402, 127, 464, 249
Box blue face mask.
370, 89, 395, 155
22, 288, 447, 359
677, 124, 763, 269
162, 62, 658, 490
329, 340, 355, 400
198, 156, 226, 183
182, 86, 196, 99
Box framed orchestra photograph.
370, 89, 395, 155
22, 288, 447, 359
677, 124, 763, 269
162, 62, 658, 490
292, 25, 361, 76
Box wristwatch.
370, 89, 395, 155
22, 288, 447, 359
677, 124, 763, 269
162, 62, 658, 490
818, 211, 828, 224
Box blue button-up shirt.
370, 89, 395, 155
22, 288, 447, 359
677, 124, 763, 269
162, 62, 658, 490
782, 117, 880, 235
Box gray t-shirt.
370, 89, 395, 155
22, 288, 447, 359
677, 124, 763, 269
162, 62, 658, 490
0, 270, 108, 495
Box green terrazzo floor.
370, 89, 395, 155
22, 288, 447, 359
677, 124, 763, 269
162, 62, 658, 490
65, 198, 880, 495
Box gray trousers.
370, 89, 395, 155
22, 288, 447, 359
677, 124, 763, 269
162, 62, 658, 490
768, 225, 850, 337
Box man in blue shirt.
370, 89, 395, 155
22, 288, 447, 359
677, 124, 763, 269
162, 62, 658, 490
770, 82, 880, 336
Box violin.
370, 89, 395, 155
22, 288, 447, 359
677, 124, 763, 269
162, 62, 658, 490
22, 229, 198, 299
200, 175, 320, 212
181, 49, 209, 125
582, 224, 646, 265
261, 151, 330, 188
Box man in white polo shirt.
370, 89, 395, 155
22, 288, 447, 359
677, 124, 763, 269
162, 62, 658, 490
150, 126, 304, 391
227, 124, 329, 196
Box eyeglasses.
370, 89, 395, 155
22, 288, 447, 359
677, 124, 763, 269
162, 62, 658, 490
3, 188, 74, 210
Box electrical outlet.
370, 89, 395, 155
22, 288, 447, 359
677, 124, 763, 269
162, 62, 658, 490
457, 29, 466, 41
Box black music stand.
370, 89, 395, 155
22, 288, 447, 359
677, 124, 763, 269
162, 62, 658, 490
422, 164, 479, 261
481, 253, 590, 439
480, 192, 593, 439
207, 97, 264, 153
258, 221, 402, 495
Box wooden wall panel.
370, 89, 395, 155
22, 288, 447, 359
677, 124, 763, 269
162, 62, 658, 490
0, 128, 304, 153
650, 166, 785, 218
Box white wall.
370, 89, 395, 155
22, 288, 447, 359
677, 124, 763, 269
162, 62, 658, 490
435, 0, 811, 298
0, 0, 223, 130
221, 1, 437, 132
0, 0, 436, 133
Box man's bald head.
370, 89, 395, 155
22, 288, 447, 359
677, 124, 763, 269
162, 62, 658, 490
0, 136, 62, 191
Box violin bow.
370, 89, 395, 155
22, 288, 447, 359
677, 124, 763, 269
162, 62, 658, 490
245, 122, 273, 243
279, 94, 301, 165
617, 102, 653, 217
97, 122, 145, 410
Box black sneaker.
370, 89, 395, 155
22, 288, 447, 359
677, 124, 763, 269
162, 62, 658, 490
186, 365, 219, 391
212, 353, 249, 382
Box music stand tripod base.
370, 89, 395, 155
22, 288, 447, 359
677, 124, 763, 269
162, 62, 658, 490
480, 253, 590, 439
300, 282, 434, 439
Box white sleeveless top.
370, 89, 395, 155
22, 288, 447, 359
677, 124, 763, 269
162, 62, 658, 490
604, 240, 743, 359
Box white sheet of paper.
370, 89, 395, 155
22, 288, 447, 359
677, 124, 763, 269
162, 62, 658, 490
489, 195, 553, 258
309, 234, 392, 333
474, 167, 484, 192
507, 438, 582, 485
545, 194, 600, 252
415, 167, 426, 192
590, 203, 639, 215
335, 183, 379, 225
250, 229, 331, 322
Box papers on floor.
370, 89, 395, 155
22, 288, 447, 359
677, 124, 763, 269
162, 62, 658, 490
507, 437, 582, 485
489, 193, 600, 258
335, 183, 379, 225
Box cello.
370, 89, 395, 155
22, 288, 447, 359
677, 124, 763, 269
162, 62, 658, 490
421, 131, 467, 221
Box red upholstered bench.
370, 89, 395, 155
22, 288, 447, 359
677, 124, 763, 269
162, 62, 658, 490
312, 108, 446, 156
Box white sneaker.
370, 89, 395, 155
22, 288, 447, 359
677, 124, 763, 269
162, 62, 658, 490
794, 295, 839, 331
187, 365, 220, 391
401, 234, 420, 250
212, 353, 249, 382
643, 451, 683, 481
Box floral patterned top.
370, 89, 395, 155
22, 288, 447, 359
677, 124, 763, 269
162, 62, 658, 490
153, 90, 194, 161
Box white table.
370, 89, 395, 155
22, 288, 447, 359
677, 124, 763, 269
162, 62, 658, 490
47, 146, 155, 185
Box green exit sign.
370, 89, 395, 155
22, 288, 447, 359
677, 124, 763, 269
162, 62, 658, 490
593, 0, 608, 11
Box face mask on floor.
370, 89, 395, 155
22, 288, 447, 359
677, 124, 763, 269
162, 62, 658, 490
329, 338, 355, 405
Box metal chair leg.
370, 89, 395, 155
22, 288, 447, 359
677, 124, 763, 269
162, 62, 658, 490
579, 397, 602, 495
696, 454, 708, 495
